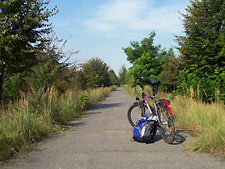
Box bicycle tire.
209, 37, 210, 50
127, 103, 154, 127
127, 104, 141, 127
157, 106, 175, 144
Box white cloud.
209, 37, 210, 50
82, 0, 188, 34
83, 0, 148, 31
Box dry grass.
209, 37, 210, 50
0, 86, 117, 161
124, 85, 225, 155
171, 95, 225, 155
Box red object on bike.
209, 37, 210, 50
163, 102, 170, 106
168, 107, 172, 115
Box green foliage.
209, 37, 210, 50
81, 58, 111, 88
26, 37, 76, 94
159, 55, 182, 92
0, 0, 57, 100
108, 69, 118, 85
118, 65, 128, 85
176, 0, 225, 102
123, 32, 170, 84
2, 73, 23, 99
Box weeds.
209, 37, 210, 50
0, 86, 116, 161
172, 96, 225, 155
124, 85, 225, 155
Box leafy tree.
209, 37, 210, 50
159, 56, 182, 91
0, 0, 57, 101
25, 37, 76, 93
108, 69, 118, 85
118, 65, 127, 85
176, 0, 225, 102
123, 32, 169, 84
82, 58, 110, 88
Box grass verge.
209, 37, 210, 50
124, 85, 225, 155
0, 86, 117, 161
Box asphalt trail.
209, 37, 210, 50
2, 87, 225, 169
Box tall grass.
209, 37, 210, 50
172, 96, 225, 155
0, 86, 116, 161
124, 85, 225, 155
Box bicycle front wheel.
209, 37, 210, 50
157, 106, 175, 144
127, 104, 144, 127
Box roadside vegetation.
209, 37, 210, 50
122, 0, 224, 156
171, 95, 225, 155
0, 0, 119, 162
0, 86, 116, 161
124, 85, 225, 155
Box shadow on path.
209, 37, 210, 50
146, 129, 187, 145
91, 103, 122, 110
67, 121, 85, 128
173, 129, 187, 144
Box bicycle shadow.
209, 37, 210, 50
150, 129, 187, 145
173, 129, 187, 144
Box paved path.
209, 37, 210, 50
2, 88, 225, 169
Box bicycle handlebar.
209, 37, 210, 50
131, 78, 144, 89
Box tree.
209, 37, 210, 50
108, 69, 118, 85
176, 0, 225, 101
118, 65, 127, 85
123, 32, 169, 84
82, 58, 110, 88
0, 0, 57, 101
159, 56, 182, 91
25, 36, 77, 93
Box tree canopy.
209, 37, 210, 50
176, 0, 225, 102
123, 32, 170, 84
81, 58, 111, 88
0, 0, 57, 100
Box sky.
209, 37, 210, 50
49, 0, 190, 75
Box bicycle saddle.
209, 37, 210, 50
150, 80, 160, 86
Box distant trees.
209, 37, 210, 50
118, 65, 128, 85
0, 0, 57, 101
81, 58, 111, 89
109, 69, 118, 85
176, 0, 225, 102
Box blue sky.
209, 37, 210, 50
49, 0, 190, 75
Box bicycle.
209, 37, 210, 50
127, 78, 175, 144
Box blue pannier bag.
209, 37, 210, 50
133, 114, 157, 143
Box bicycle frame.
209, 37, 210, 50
141, 88, 159, 121
133, 79, 172, 123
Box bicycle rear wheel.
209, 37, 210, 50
157, 106, 175, 144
